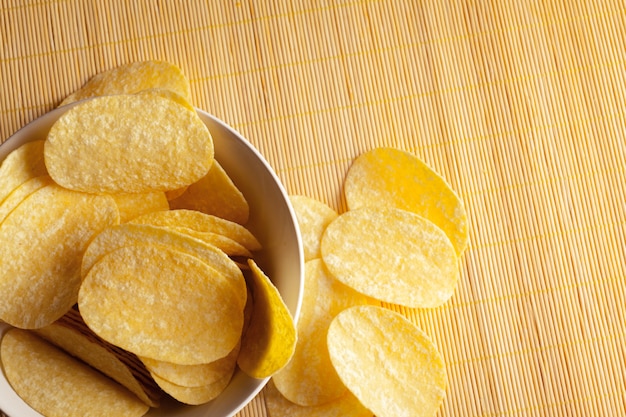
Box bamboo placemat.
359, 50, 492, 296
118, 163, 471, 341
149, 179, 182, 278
1, 1, 625, 416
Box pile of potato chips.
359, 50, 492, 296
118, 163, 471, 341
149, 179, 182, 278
0, 61, 297, 417
271, 146, 468, 417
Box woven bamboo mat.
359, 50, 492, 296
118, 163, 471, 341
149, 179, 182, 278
1, 1, 625, 416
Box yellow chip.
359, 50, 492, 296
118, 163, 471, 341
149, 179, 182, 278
237, 259, 297, 379
151, 369, 234, 405
80, 223, 247, 308
0, 175, 53, 225
289, 195, 338, 261
109, 191, 169, 223
0, 329, 149, 417
169, 160, 250, 225
327, 306, 447, 417
265, 380, 373, 417
344, 147, 469, 255
141, 341, 240, 388
35, 308, 161, 407
273, 259, 372, 406
0, 184, 119, 329
135, 87, 195, 111
167, 226, 253, 258
79, 244, 244, 365
60, 60, 192, 106
131, 209, 262, 251
0, 140, 47, 203
321, 207, 458, 308
45, 94, 214, 194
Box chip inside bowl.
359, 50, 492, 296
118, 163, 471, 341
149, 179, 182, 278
44, 94, 214, 194
1, 329, 150, 417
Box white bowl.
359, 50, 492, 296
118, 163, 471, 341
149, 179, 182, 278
0, 105, 304, 417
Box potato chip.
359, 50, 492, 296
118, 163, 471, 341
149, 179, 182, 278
141, 341, 240, 388
151, 370, 233, 405
289, 195, 338, 261
79, 244, 244, 365
35, 308, 161, 407
264, 380, 373, 417
273, 259, 372, 406
131, 209, 262, 251
167, 226, 253, 257
1, 329, 149, 417
0, 140, 47, 203
135, 88, 195, 111
344, 147, 468, 255
80, 223, 247, 308
165, 185, 189, 201
321, 207, 458, 308
0, 175, 53, 225
0, 184, 119, 328
237, 259, 297, 379
169, 160, 250, 224
45, 94, 214, 194
110, 191, 169, 223
60, 60, 192, 106
327, 306, 447, 417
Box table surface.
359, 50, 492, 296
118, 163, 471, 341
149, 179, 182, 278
1, 1, 625, 416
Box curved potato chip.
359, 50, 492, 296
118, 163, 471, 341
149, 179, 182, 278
0, 175, 53, 225
131, 209, 261, 251
60, 60, 192, 106
141, 341, 240, 388
321, 207, 458, 308
169, 160, 250, 225
45, 94, 214, 194
344, 147, 468, 255
79, 245, 244, 365
35, 309, 161, 407
237, 259, 297, 379
135, 88, 195, 111
273, 259, 372, 406
109, 191, 169, 223
151, 370, 233, 405
0, 184, 119, 329
167, 226, 253, 258
327, 306, 447, 417
289, 195, 338, 261
80, 223, 247, 308
264, 380, 373, 417
0, 140, 47, 203
1, 329, 149, 417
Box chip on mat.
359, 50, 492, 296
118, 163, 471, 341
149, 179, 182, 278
327, 305, 447, 417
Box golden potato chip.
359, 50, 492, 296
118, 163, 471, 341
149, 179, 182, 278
35, 308, 161, 407
289, 195, 338, 261
45, 94, 214, 194
0, 140, 47, 203
327, 306, 447, 417
264, 380, 373, 417
131, 209, 262, 251
60, 60, 192, 106
237, 259, 297, 379
79, 244, 244, 365
80, 223, 247, 308
109, 191, 169, 223
273, 259, 372, 406
141, 341, 240, 388
344, 147, 469, 255
167, 226, 253, 257
0, 184, 119, 328
169, 160, 250, 224
135, 87, 195, 111
151, 370, 234, 405
0, 329, 149, 417
321, 207, 458, 308
165, 185, 189, 200
0, 175, 53, 225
